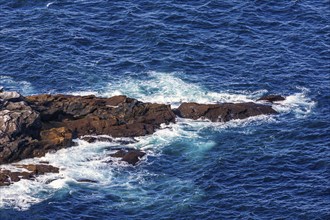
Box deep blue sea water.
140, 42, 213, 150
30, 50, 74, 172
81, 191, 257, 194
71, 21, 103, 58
0, 0, 329, 219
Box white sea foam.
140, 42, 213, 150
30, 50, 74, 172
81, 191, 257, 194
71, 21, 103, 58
271, 87, 316, 118
0, 72, 315, 210
0, 76, 34, 95
46, 2, 54, 8
69, 90, 100, 96
0, 116, 274, 210
103, 71, 260, 107
0, 138, 136, 210
102, 71, 315, 117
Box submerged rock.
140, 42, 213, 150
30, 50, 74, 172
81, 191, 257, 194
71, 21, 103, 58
15, 164, 60, 175
81, 135, 137, 145
175, 102, 278, 122
81, 136, 114, 143
109, 149, 146, 165
0, 164, 59, 186
257, 95, 285, 103
76, 179, 99, 183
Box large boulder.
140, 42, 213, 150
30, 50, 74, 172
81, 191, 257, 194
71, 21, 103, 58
0, 90, 42, 164
0, 91, 22, 102
0, 101, 41, 144
175, 102, 278, 122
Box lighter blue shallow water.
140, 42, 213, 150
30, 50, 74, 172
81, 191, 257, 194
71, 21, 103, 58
0, 0, 329, 219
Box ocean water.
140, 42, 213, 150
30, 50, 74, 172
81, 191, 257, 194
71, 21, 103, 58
0, 0, 329, 219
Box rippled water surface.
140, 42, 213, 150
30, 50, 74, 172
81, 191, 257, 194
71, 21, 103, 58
0, 0, 329, 219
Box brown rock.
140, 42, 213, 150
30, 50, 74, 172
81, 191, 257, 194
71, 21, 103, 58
26, 94, 175, 138
0, 164, 59, 186
0, 172, 11, 186
1, 92, 176, 165
175, 102, 278, 122
110, 149, 146, 165
40, 127, 73, 149
15, 164, 60, 175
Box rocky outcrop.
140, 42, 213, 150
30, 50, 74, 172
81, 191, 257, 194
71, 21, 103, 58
26, 94, 176, 138
0, 91, 175, 165
0, 164, 59, 186
1, 89, 281, 170
174, 102, 278, 122
0, 92, 75, 164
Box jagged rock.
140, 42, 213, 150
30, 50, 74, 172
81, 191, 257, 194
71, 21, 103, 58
40, 127, 73, 149
0, 90, 42, 164
0, 164, 59, 186
0, 101, 41, 143
175, 102, 278, 122
109, 149, 146, 165
0, 91, 22, 102
0, 93, 175, 165
26, 94, 176, 138
257, 95, 285, 103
